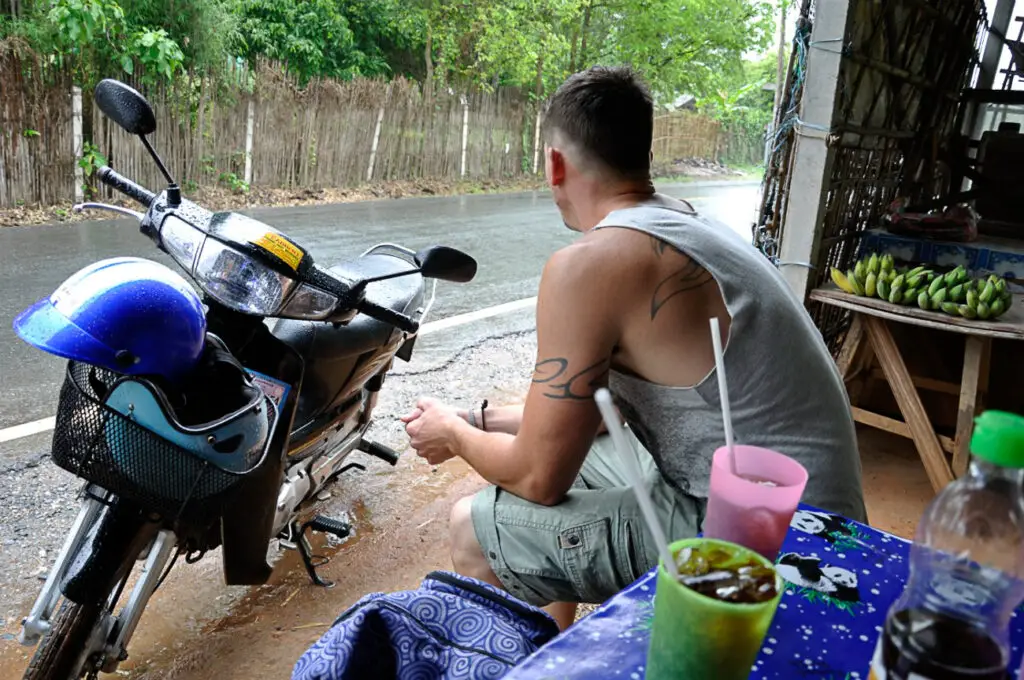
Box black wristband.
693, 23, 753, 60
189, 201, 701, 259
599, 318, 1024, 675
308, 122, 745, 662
480, 399, 489, 432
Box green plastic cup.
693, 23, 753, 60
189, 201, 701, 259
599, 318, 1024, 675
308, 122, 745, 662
645, 538, 783, 680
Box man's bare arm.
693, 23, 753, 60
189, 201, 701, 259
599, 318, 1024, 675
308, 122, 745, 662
451, 243, 620, 505
459, 403, 606, 436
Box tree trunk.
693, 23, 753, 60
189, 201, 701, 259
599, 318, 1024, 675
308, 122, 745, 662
579, 2, 592, 67
424, 20, 434, 103
534, 53, 544, 102
569, 21, 580, 73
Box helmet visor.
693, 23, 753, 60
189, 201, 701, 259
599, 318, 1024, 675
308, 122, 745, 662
13, 297, 121, 368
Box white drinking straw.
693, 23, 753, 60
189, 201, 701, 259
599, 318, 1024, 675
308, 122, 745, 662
709, 317, 739, 476
594, 388, 679, 579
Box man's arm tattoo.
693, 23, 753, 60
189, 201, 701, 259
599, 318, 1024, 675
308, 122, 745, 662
651, 259, 716, 320
532, 357, 610, 401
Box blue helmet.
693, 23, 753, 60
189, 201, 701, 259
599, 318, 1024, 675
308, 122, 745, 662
13, 257, 206, 381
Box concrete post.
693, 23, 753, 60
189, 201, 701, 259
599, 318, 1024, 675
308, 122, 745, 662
244, 98, 255, 185
777, 0, 852, 301
72, 86, 84, 203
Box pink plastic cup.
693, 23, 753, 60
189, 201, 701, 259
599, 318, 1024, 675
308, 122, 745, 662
702, 445, 809, 562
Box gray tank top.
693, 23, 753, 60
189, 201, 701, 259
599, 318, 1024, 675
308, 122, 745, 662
595, 194, 866, 523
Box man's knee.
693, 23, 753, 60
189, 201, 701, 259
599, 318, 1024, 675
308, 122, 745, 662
449, 496, 481, 568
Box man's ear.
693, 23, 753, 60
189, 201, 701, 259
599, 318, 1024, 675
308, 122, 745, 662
546, 146, 567, 186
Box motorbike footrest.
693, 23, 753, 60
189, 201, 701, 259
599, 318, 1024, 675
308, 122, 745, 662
358, 439, 401, 466
306, 515, 351, 540
292, 515, 352, 588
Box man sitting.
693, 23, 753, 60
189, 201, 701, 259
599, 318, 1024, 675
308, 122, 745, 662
401, 66, 865, 629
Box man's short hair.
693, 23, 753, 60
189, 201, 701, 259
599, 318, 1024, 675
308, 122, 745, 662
542, 66, 653, 180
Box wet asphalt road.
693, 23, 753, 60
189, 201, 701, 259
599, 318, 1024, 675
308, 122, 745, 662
0, 181, 759, 431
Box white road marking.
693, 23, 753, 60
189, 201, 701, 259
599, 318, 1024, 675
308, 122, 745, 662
0, 296, 538, 444
418, 296, 535, 336
0, 417, 57, 444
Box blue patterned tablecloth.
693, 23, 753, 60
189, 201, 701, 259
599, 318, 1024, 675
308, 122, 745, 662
505, 504, 1024, 679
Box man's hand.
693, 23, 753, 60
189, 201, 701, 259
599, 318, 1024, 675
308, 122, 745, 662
401, 397, 466, 465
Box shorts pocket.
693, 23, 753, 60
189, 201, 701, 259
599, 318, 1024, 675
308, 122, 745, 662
559, 519, 628, 603
619, 517, 653, 583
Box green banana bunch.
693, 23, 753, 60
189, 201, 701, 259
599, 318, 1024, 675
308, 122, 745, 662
837, 255, 1014, 321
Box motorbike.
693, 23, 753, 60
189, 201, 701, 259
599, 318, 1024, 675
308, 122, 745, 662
15, 79, 477, 680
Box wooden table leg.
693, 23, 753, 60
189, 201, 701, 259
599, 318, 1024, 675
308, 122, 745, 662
836, 315, 865, 379
836, 315, 875, 405
862, 316, 955, 492
952, 337, 993, 477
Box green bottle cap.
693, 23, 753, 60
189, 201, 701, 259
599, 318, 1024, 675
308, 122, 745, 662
970, 410, 1024, 468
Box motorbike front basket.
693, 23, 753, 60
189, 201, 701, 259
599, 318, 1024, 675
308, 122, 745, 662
50, 360, 276, 523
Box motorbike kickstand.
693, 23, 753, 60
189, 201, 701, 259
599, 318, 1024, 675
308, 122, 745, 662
293, 515, 352, 588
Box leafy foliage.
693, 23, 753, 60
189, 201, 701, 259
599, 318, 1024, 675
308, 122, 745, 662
2, 0, 779, 152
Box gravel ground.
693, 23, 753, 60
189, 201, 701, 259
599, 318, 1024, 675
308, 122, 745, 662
0, 327, 538, 641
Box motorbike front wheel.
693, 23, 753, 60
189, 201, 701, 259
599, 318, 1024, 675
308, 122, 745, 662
22, 599, 103, 680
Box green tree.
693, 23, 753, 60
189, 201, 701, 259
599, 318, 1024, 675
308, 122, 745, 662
573, 0, 774, 100
232, 0, 358, 83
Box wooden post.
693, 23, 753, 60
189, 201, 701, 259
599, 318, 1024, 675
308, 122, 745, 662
460, 95, 469, 178
244, 97, 255, 185
72, 85, 84, 203
532, 107, 542, 175
366, 104, 385, 182
977, 0, 1014, 90
967, 0, 1015, 139
776, 0, 851, 300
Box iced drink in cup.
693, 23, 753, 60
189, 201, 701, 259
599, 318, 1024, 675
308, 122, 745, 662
646, 537, 783, 680
703, 445, 808, 561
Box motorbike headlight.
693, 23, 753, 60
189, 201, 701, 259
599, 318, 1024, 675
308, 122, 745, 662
280, 283, 338, 320
194, 239, 296, 315
160, 216, 205, 270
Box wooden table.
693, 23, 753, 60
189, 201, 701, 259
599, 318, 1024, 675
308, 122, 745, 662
810, 286, 1024, 492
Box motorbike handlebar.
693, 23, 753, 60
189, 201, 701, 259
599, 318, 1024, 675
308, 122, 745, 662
357, 299, 420, 335
97, 166, 156, 208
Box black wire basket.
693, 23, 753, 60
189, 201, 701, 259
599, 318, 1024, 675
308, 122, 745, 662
50, 360, 277, 522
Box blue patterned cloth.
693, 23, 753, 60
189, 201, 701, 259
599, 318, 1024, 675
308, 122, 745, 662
292, 570, 560, 680
505, 504, 1024, 679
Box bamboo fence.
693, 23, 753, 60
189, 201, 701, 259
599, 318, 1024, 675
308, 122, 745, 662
2, 54, 751, 208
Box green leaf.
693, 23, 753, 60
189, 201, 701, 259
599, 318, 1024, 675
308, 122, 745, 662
120, 54, 133, 74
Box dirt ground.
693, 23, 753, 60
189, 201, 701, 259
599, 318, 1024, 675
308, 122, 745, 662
1, 426, 932, 680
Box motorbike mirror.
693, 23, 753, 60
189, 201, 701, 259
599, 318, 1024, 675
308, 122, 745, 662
95, 79, 157, 136
415, 246, 477, 283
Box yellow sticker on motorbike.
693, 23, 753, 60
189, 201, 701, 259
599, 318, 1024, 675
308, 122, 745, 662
254, 232, 304, 271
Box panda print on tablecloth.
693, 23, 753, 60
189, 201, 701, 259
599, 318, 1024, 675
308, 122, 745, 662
775, 553, 863, 613
791, 510, 852, 542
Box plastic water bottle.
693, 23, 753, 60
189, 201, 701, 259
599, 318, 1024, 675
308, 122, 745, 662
868, 410, 1024, 680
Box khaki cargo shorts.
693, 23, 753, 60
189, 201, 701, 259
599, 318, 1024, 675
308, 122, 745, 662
470, 429, 705, 606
